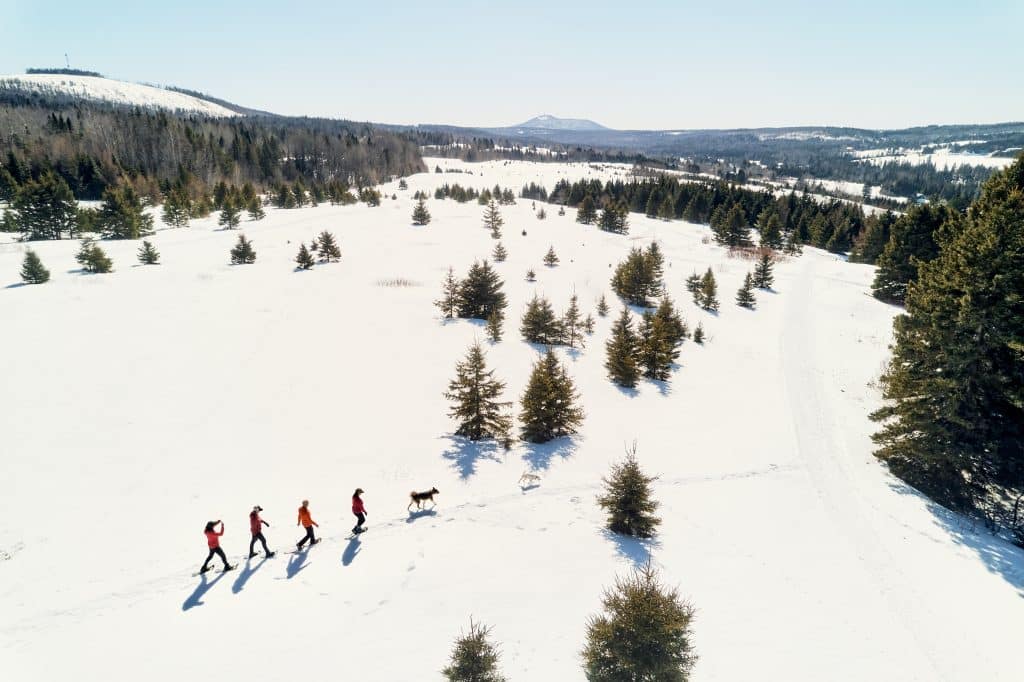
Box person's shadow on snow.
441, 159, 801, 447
232, 556, 268, 593
286, 549, 310, 579
182, 571, 225, 611
341, 537, 361, 566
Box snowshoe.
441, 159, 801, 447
222, 564, 236, 572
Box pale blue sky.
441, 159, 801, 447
1, 0, 1021, 130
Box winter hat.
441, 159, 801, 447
254, 505, 262, 512
355, 488, 364, 495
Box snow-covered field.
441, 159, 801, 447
0, 74, 238, 117
853, 146, 1017, 170
2, 159, 1022, 681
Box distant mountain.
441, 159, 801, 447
515, 114, 609, 131
0, 73, 242, 117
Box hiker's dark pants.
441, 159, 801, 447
297, 525, 316, 548
250, 532, 270, 555
353, 512, 366, 532
202, 546, 228, 569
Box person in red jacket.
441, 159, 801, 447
296, 500, 319, 550
200, 520, 234, 573
351, 488, 367, 534
248, 505, 275, 558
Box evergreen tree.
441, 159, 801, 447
596, 444, 661, 537
519, 348, 584, 443
715, 204, 753, 248
520, 294, 564, 345
12, 171, 78, 240
657, 194, 675, 221
316, 231, 341, 262
98, 185, 154, 240
295, 243, 315, 270
398, 178, 408, 190
736, 272, 756, 309
525, 268, 536, 282
486, 308, 504, 342
605, 307, 640, 388
137, 240, 160, 265
759, 212, 784, 250
645, 192, 659, 218
583, 314, 596, 334
457, 260, 507, 320
442, 619, 506, 682
218, 196, 242, 229
20, 249, 50, 284
412, 197, 432, 225
698, 268, 719, 311
611, 248, 651, 307
75, 238, 113, 273
871, 204, 955, 305
644, 242, 665, 299
596, 294, 610, 317
693, 322, 705, 345
752, 253, 774, 289
435, 266, 460, 319
492, 242, 508, 262
562, 294, 585, 349
230, 233, 256, 264
246, 197, 266, 221
599, 203, 628, 234
482, 200, 503, 238
536, 207, 547, 220
162, 187, 191, 228
684, 272, 702, 296
543, 245, 559, 267
558, 205, 566, 217
582, 562, 697, 681
576, 195, 598, 224
871, 158, 1024, 509
444, 342, 512, 442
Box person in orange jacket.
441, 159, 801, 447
296, 499, 319, 550
200, 520, 234, 573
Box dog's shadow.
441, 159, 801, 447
406, 508, 438, 523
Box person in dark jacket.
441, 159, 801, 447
201, 520, 234, 573
352, 488, 367, 534
248, 505, 274, 558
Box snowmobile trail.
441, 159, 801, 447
780, 253, 1021, 682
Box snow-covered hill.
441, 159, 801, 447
0, 74, 240, 117
1, 159, 1022, 681
516, 114, 609, 131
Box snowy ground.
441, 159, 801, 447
1, 158, 1022, 681
0, 74, 238, 117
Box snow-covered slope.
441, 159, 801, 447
0, 74, 239, 117
516, 114, 609, 131
1, 159, 1022, 681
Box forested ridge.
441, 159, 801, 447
0, 93, 424, 202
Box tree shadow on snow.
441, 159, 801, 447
603, 529, 661, 567
182, 571, 226, 611
614, 384, 641, 400
231, 556, 268, 594
440, 435, 506, 479
406, 509, 438, 523
886, 480, 1024, 597
341, 537, 361, 567
521, 437, 578, 471
286, 549, 310, 579
4, 282, 27, 289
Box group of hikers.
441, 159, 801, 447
200, 488, 367, 574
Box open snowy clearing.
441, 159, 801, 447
1, 159, 1022, 681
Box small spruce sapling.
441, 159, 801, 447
137, 240, 160, 265
295, 243, 315, 270
20, 249, 50, 284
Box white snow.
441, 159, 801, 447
852, 145, 1017, 170
0, 74, 239, 117
2, 158, 1022, 681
